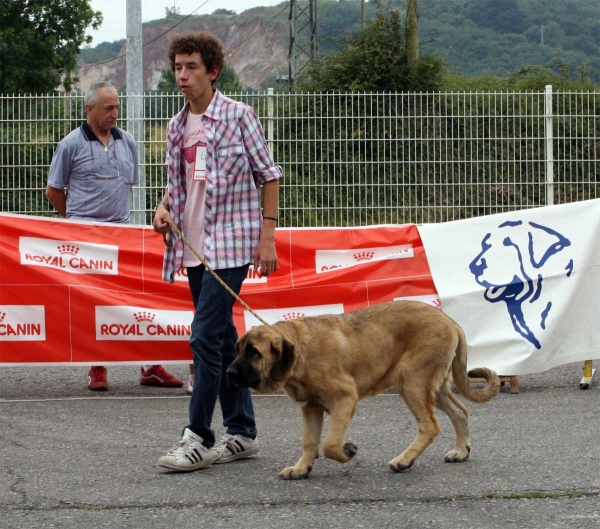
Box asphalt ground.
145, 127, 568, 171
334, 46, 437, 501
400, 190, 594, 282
1, 362, 598, 529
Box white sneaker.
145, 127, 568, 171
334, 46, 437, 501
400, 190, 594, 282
158, 428, 219, 471
186, 375, 194, 396
214, 434, 259, 464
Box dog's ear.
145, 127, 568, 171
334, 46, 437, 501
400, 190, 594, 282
271, 339, 295, 382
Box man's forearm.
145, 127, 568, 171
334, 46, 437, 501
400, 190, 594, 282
262, 179, 279, 227
45, 185, 67, 217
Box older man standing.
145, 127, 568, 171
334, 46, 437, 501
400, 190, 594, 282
46, 81, 184, 392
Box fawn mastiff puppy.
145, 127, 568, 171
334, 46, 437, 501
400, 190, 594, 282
227, 301, 500, 479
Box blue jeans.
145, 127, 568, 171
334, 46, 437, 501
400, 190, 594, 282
186, 264, 256, 447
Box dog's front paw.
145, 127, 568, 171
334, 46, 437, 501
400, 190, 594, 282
388, 457, 414, 473
444, 445, 471, 463
279, 465, 312, 480
323, 442, 357, 463
343, 442, 358, 459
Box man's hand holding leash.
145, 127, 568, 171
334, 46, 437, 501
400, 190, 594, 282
255, 217, 278, 277
153, 200, 173, 247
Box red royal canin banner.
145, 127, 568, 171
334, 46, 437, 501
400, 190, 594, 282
0, 214, 437, 365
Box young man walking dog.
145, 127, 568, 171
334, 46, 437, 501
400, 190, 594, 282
153, 32, 282, 471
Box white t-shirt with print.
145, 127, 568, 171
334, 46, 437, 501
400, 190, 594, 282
182, 111, 207, 267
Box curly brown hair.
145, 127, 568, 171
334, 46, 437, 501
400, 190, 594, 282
167, 33, 225, 84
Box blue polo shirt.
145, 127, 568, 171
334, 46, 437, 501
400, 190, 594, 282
47, 123, 139, 223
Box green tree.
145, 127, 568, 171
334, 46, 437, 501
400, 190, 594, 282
156, 69, 178, 92
0, 0, 102, 93
215, 63, 242, 92
296, 5, 445, 92
465, 0, 528, 34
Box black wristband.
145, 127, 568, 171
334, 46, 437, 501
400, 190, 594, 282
158, 201, 170, 212
263, 216, 278, 225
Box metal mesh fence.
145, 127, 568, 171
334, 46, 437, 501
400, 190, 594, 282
1, 88, 598, 226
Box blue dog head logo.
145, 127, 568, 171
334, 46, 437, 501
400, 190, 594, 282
469, 221, 573, 349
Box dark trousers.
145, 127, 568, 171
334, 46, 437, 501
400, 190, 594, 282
186, 264, 256, 446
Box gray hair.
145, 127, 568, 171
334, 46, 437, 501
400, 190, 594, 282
85, 82, 118, 106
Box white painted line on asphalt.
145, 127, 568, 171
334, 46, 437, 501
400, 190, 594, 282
0, 394, 286, 403
0, 394, 399, 403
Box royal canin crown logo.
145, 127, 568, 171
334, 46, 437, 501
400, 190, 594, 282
0, 311, 5, 323
432, 298, 442, 308
134, 311, 156, 323
282, 312, 305, 320
353, 251, 375, 262
57, 244, 79, 256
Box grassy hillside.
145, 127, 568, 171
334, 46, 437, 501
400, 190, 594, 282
78, 39, 124, 65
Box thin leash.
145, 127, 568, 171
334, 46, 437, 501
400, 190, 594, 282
162, 217, 270, 327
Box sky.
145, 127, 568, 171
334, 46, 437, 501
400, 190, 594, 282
86, 0, 280, 45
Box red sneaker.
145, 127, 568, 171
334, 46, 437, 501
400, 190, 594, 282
88, 366, 108, 391
140, 365, 184, 387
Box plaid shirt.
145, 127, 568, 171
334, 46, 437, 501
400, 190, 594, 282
161, 90, 282, 282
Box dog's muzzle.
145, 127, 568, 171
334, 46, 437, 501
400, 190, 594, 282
226, 366, 241, 387
226, 362, 260, 389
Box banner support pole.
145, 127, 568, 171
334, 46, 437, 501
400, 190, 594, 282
580, 360, 595, 390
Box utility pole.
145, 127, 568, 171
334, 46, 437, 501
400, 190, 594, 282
126, 0, 146, 225
361, 0, 365, 31
406, 0, 419, 74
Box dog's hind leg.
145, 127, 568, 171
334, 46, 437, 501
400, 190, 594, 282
435, 382, 471, 462
389, 384, 441, 472
321, 395, 358, 464
280, 405, 324, 480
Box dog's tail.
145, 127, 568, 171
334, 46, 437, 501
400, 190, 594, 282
452, 325, 500, 403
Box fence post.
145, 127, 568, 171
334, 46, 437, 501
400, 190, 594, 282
544, 84, 554, 206
267, 87, 274, 146
63, 92, 71, 121
62, 92, 71, 140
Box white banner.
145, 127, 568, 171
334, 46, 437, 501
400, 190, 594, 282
418, 199, 600, 375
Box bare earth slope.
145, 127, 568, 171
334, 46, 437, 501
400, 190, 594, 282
75, 9, 288, 91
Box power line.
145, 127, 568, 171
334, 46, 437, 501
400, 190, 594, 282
91, 0, 211, 67
142, 0, 211, 47
93, 1, 290, 93
263, 3, 289, 27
